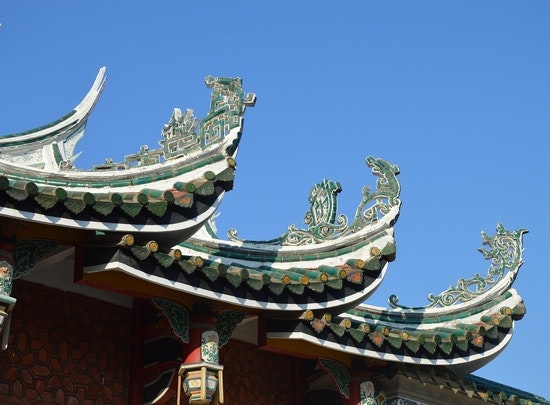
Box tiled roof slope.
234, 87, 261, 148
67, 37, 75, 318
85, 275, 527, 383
375, 364, 549, 404
0, 67, 106, 166
267, 224, 528, 374
83, 156, 402, 314
0, 70, 255, 242
6, 71, 532, 384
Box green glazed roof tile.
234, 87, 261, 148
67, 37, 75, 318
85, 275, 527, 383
6, 187, 28, 201
248, 270, 270, 285
216, 167, 235, 182
246, 278, 264, 291
484, 326, 499, 340
224, 272, 242, 288
454, 339, 469, 352
306, 282, 325, 293
268, 282, 285, 296
120, 202, 142, 217
325, 278, 343, 290
0, 161, 238, 229
438, 341, 454, 355
286, 284, 305, 295
195, 180, 215, 196
206, 261, 228, 274
64, 198, 86, 214
130, 245, 152, 261
422, 340, 437, 355
327, 322, 346, 337
178, 260, 196, 275
227, 266, 249, 280
34, 193, 59, 209
404, 339, 421, 353
364, 257, 381, 271
348, 328, 366, 343
154, 252, 175, 268
93, 201, 115, 216
201, 266, 219, 282
386, 335, 403, 350
146, 201, 168, 217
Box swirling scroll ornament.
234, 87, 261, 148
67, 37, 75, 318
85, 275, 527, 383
227, 157, 400, 246
13, 239, 59, 279
389, 223, 527, 309
319, 357, 350, 399
216, 311, 245, 348
152, 297, 190, 343
348, 157, 401, 232
95, 76, 256, 169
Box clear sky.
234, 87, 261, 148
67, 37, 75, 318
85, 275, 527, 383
2, 1, 549, 399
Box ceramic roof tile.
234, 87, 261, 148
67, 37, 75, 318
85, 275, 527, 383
263, 225, 530, 374
0, 71, 254, 242
372, 365, 549, 405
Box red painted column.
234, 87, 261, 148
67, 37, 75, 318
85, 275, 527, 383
347, 379, 361, 405
178, 303, 221, 404
183, 315, 218, 364
183, 302, 219, 364
345, 371, 373, 405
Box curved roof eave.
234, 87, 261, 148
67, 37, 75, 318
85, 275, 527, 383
0, 74, 255, 238
80, 155, 401, 312
265, 224, 528, 373
0, 67, 106, 149
83, 259, 391, 313
267, 289, 524, 374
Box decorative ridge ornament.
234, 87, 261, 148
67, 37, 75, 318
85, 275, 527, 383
12, 239, 59, 279
0, 70, 255, 241
0, 67, 107, 170
227, 156, 400, 245
157, 76, 256, 162
152, 297, 190, 343
319, 357, 350, 399
389, 223, 527, 309
149, 155, 402, 313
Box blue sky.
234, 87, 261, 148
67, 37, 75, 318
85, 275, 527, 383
2, 1, 549, 399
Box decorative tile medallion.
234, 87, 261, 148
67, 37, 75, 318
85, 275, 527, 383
319, 357, 350, 399
201, 330, 219, 364
0, 260, 13, 296
152, 297, 189, 343
360, 380, 386, 405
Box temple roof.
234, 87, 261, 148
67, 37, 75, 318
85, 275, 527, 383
0, 67, 106, 169
267, 224, 527, 374
3, 70, 530, 378
373, 364, 549, 404
0, 69, 255, 244
82, 156, 401, 314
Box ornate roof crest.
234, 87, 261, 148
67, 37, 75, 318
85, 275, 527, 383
389, 223, 527, 309
227, 156, 400, 246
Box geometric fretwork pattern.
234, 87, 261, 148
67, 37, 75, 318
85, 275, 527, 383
220, 339, 295, 404
0, 280, 131, 404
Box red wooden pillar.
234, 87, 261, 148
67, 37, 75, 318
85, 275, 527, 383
177, 304, 221, 404
345, 371, 373, 405
347, 379, 361, 405
183, 314, 218, 363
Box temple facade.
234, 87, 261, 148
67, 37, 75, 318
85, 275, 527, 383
0, 69, 547, 405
